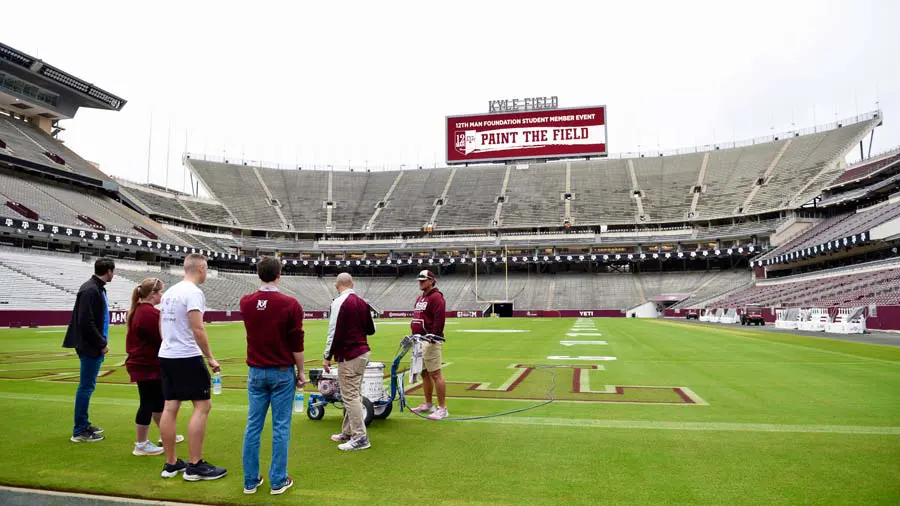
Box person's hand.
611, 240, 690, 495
208, 357, 221, 373
296, 374, 306, 389
101, 346, 109, 355
323, 360, 331, 373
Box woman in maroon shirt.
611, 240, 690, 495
126, 278, 181, 456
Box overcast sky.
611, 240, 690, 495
4, 0, 899, 192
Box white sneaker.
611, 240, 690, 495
410, 403, 434, 414
133, 440, 164, 456
157, 434, 185, 446
337, 436, 371, 451
427, 407, 449, 420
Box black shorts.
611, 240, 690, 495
159, 356, 211, 401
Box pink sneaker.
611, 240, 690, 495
427, 407, 449, 420
410, 403, 434, 414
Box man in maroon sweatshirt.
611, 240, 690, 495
409, 270, 448, 420
323, 272, 376, 451
239, 256, 304, 495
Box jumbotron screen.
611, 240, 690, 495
446, 105, 607, 164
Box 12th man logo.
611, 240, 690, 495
454, 131, 475, 155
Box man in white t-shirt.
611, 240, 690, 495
158, 254, 226, 482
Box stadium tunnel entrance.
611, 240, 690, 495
483, 301, 513, 317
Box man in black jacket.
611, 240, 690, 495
63, 258, 115, 442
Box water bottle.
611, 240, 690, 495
212, 372, 222, 395
294, 389, 305, 413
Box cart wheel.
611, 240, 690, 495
374, 400, 393, 419
345, 397, 375, 426
307, 404, 325, 421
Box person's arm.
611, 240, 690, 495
431, 294, 446, 338
290, 302, 306, 388
188, 310, 219, 371
364, 299, 376, 336
79, 288, 108, 353
322, 297, 341, 370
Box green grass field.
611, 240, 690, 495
0, 317, 898, 505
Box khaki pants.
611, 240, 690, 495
423, 342, 442, 372
338, 352, 370, 440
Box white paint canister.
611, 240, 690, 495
362, 361, 386, 401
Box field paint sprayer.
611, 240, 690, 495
305, 333, 443, 425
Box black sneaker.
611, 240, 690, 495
70, 430, 104, 443
86, 424, 104, 435
161, 459, 187, 478
183, 460, 227, 481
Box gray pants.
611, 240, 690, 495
338, 352, 370, 440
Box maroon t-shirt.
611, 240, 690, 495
240, 288, 304, 368
411, 287, 446, 337
125, 303, 162, 383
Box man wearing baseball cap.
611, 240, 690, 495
409, 270, 448, 420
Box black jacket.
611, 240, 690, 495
63, 276, 108, 357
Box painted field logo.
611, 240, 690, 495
0, 352, 706, 406
405, 364, 706, 405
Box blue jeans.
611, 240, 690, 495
73, 352, 104, 436
242, 366, 295, 489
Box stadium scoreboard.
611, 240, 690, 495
446, 101, 607, 165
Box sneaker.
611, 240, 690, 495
86, 424, 104, 435
133, 440, 164, 456
70, 430, 104, 443
183, 460, 227, 481
338, 436, 371, 451
161, 459, 187, 478
157, 434, 185, 446
428, 407, 449, 420
410, 403, 434, 414
243, 476, 264, 494
270, 477, 293, 495
330, 433, 351, 442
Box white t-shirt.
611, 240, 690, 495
159, 280, 206, 359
